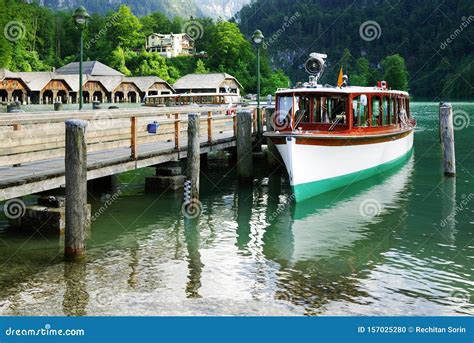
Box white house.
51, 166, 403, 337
145, 33, 195, 58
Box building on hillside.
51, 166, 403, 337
145, 33, 195, 58
173, 73, 242, 97
0, 61, 175, 105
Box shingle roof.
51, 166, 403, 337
88, 76, 123, 92
125, 76, 173, 92
0, 66, 174, 93
173, 73, 242, 90
15, 72, 62, 92
56, 61, 124, 76
0, 69, 18, 80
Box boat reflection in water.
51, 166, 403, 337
263, 153, 414, 315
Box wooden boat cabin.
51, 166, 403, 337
274, 86, 412, 134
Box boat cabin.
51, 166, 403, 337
274, 87, 411, 133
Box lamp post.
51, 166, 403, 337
252, 29, 264, 139
73, 6, 90, 110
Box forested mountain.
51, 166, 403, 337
236, 0, 474, 99
29, 0, 251, 19
0, 0, 289, 94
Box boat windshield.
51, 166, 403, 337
276, 95, 293, 129
276, 93, 348, 130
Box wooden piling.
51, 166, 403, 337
207, 111, 213, 143
131, 116, 138, 159
265, 107, 281, 169
174, 113, 181, 149
13, 124, 22, 167
65, 119, 89, 260
439, 102, 456, 177
237, 110, 253, 184
186, 113, 200, 200
54, 102, 63, 111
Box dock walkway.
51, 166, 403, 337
0, 106, 257, 200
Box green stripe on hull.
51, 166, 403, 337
292, 148, 414, 202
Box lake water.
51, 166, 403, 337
0, 102, 472, 316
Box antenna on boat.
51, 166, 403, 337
305, 53, 327, 86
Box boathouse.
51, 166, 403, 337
173, 73, 242, 96
0, 61, 175, 104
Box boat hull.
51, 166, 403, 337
273, 130, 414, 202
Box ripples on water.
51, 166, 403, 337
0, 103, 472, 316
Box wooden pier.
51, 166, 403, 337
0, 105, 260, 201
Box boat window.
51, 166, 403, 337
276, 95, 293, 129
382, 96, 390, 125
329, 97, 346, 124
352, 95, 369, 127
371, 96, 381, 127
294, 95, 311, 124
311, 97, 327, 123
405, 98, 410, 118
392, 97, 398, 124
310, 96, 346, 124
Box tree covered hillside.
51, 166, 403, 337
0, 0, 288, 93
236, 0, 474, 100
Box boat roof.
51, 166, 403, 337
276, 85, 409, 97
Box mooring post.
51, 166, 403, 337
265, 107, 281, 169
439, 102, 456, 177
65, 119, 89, 260
54, 102, 63, 111
237, 110, 253, 184
186, 113, 200, 200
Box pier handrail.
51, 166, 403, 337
0, 105, 241, 125
0, 105, 258, 167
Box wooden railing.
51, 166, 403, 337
0, 106, 259, 168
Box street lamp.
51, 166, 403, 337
73, 6, 90, 110
252, 29, 264, 138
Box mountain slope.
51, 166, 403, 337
31, 0, 251, 19
236, 0, 474, 99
